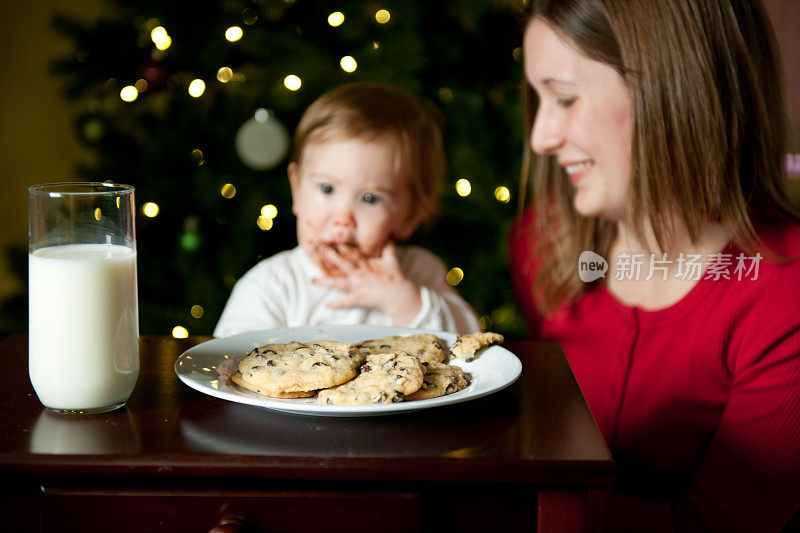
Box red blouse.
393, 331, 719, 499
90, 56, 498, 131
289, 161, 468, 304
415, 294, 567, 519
509, 207, 800, 532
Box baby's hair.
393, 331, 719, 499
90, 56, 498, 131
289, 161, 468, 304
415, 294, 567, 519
290, 82, 445, 224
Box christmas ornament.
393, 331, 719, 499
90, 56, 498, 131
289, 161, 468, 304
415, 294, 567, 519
234, 109, 290, 171
138, 59, 168, 89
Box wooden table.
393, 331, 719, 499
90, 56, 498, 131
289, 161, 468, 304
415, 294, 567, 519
0, 334, 613, 532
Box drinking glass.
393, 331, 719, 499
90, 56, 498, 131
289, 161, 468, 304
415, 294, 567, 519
28, 182, 139, 414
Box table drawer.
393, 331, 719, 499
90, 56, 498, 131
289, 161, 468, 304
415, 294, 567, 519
41, 487, 421, 532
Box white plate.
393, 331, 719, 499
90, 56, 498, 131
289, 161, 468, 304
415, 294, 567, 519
174, 325, 522, 417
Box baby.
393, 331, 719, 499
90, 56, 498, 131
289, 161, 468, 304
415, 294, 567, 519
214, 82, 481, 337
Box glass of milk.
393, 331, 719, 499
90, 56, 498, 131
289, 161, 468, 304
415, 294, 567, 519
28, 182, 139, 414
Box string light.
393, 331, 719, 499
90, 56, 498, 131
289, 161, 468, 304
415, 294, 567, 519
221, 183, 236, 199
172, 326, 189, 338
284, 75, 302, 91
328, 12, 345, 27
446, 267, 464, 286
191, 148, 204, 166
134, 79, 148, 92
261, 204, 278, 218
512, 47, 523, 62
120, 85, 138, 102
242, 8, 257, 25
375, 9, 391, 23
494, 186, 511, 203
217, 67, 233, 83
150, 26, 171, 50
438, 87, 453, 103
340, 56, 357, 73
455, 178, 471, 197
94, 208, 102, 221
190, 305, 204, 319
142, 202, 159, 217
225, 26, 243, 42
188, 79, 206, 97
257, 216, 274, 231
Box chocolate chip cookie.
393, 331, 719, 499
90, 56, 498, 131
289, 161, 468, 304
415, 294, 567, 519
357, 333, 448, 363
405, 361, 470, 401
317, 351, 424, 405
450, 332, 504, 362
238, 341, 362, 396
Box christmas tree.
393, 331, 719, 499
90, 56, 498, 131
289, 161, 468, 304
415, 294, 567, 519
39, 0, 526, 338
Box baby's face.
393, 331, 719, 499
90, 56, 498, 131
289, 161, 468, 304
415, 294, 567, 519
289, 137, 420, 268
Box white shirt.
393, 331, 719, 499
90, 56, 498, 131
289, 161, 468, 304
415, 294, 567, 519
214, 245, 481, 337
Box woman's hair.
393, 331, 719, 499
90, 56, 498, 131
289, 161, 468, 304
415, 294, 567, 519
290, 82, 445, 225
520, 0, 799, 315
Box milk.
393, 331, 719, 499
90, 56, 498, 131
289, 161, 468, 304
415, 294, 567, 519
29, 243, 139, 411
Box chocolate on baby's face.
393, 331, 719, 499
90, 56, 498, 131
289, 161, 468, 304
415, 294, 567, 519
288, 137, 421, 270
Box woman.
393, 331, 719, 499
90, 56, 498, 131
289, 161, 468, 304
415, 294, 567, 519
510, 0, 800, 530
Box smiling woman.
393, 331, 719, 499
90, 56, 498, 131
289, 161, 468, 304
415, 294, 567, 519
524, 18, 633, 222
510, 0, 800, 531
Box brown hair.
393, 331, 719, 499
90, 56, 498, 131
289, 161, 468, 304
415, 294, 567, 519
520, 0, 799, 315
290, 82, 445, 225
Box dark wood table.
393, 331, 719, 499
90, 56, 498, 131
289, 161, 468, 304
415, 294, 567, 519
0, 334, 613, 532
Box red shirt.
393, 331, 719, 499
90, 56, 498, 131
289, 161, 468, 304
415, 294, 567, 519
510, 207, 800, 532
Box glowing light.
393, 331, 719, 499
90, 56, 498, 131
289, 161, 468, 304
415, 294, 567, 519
217, 67, 233, 83
172, 326, 189, 339
512, 47, 523, 62
225, 26, 243, 42
494, 186, 511, 203
254, 108, 269, 122
257, 216, 274, 231
120, 85, 138, 102
134, 79, 148, 92
446, 267, 464, 286
154, 37, 171, 52
190, 305, 204, 319
455, 178, 472, 197
221, 183, 236, 199
375, 9, 391, 23
328, 12, 345, 27
188, 79, 206, 97
143, 202, 160, 217
261, 204, 278, 219
180, 231, 201, 251
438, 87, 453, 103
93, 208, 102, 221
242, 8, 258, 25
340, 56, 357, 73
284, 75, 302, 91
191, 148, 204, 166
150, 26, 172, 50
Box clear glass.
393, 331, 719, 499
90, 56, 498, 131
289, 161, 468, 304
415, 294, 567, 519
28, 182, 139, 414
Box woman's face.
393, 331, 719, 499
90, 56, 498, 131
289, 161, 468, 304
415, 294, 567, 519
524, 19, 633, 221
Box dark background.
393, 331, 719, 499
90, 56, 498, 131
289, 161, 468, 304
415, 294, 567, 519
1, 0, 798, 341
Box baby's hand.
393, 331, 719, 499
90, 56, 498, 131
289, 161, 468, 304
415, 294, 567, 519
312, 242, 422, 326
